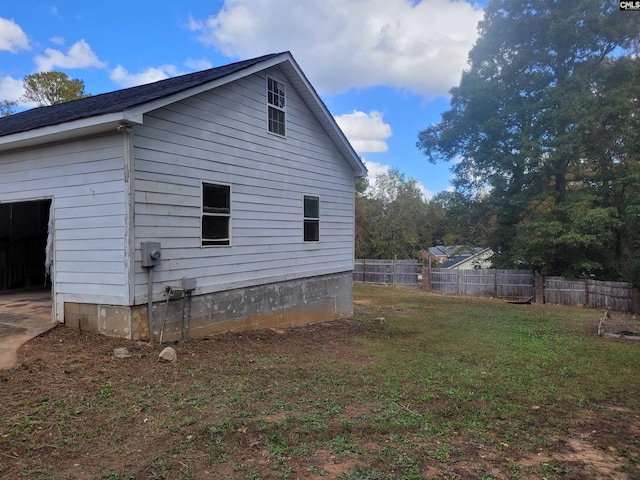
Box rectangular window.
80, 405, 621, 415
267, 77, 286, 136
202, 182, 231, 246
304, 195, 319, 242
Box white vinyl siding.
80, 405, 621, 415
132, 66, 355, 303
0, 133, 128, 308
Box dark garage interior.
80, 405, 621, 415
0, 199, 51, 291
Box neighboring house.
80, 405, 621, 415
423, 246, 493, 269
0, 52, 367, 341
423, 246, 454, 265
439, 248, 494, 270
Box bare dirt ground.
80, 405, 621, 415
1, 317, 639, 479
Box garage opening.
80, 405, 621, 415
0, 199, 52, 292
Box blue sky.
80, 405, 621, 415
0, 0, 487, 197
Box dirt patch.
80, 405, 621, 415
1, 318, 639, 479
317, 340, 372, 364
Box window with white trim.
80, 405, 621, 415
303, 195, 319, 242
202, 182, 231, 246
267, 77, 286, 136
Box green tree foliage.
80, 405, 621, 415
355, 169, 431, 259
0, 100, 16, 117
354, 170, 495, 260
430, 191, 496, 247
418, 0, 640, 280
21, 72, 90, 106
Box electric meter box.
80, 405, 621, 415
141, 242, 161, 268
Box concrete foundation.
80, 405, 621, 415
63, 272, 353, 340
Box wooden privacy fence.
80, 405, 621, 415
354, 262, 640, 312
424, 268, 640, 313
428, 268, 534, 300
354, 259, 420, 287
545, 277, 636, 312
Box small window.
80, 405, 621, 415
202, 183, 231, 246
304, 195, 319, 242
267, 77, 286, 136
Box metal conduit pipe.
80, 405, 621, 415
147, 266, 155, 344
141, 242, 162, 344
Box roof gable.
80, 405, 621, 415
0, 52, 367, 177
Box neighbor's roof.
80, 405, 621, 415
440, 248, 494, 269
428, 245, 485, 258
0, 52, 367, 176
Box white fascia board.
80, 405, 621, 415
0, 111, 143, 152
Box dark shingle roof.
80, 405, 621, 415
0, 53, 282, 138
440, 255, 470, 269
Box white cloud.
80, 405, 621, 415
0, 17, 29, 52
110, 64, 180, 88
188, 0, 483, 98
419, 184, 435, 200
35, 39, 106, 71
184, 58, 213, 71
50, 37, 65, 46
335, 110, 392, 154
363, 159, 390, 180
0, 75, 25, 102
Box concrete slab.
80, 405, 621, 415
0, 290, 56, 370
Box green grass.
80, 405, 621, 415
2, 284, 640, 479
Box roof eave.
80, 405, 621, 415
0, 52, 368, 178
0, 111, 143, 152
0, 55, 290, 152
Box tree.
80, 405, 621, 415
355, 169, 429, 259
418, 0, 640, 278
429, 191, 495, 248
21, 72, 90, 106
0, 100, 16, 117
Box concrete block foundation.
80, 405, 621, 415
63, 272, 353, 340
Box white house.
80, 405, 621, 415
0, 52, 367, 341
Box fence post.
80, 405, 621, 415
393, 255, 397, 286
493, 269, 498, 297
584, 278, 589, 308
422, 266, 430, 291
534, 273, 544, 304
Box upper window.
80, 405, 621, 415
267, 77, 286, 136
202, 182, 231, 246
304, 195, 319, 242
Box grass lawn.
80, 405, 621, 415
1, 284, 640, 479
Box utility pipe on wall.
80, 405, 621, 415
141, 242, 161, 344
147, 266, 155, 343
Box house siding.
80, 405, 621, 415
0, 134, 129, 315
132, 66, 355, 305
